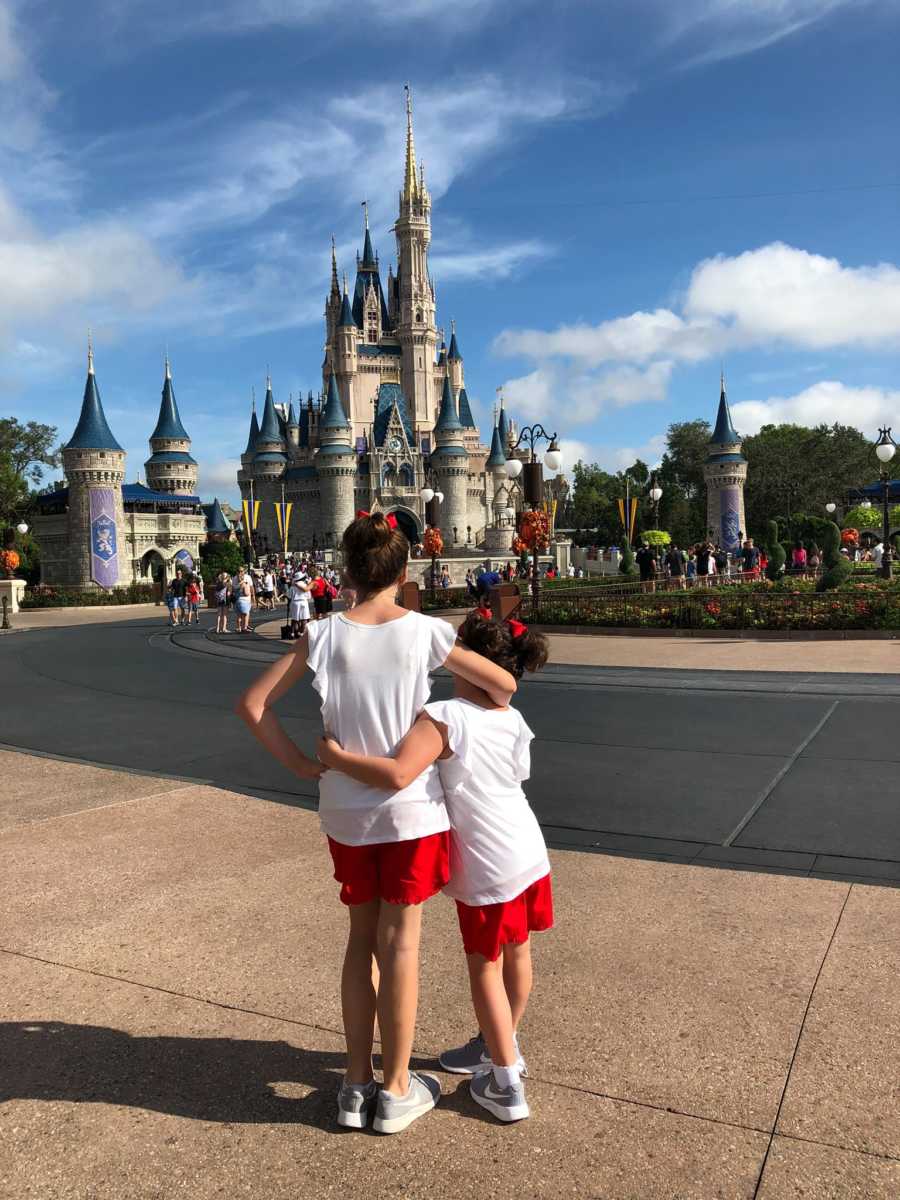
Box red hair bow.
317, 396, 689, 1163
507, 618, 528, 641
356, 509, 398, 529
474, 605, 493, 620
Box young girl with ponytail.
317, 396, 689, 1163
318, 606, 553, 1125
236, 514, 517, 1134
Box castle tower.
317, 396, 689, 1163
703, 374, 747, 551
316, 372, 357, 548
240, 394, 259, 469
432, 374, 468, 547
335, 278, 358, 417
395, 86, 437, 431
485, 416, 508, 521
145, 357, 198, 495
447, 321, 463, 391
62, 341, 129, 589
286, 397, 300, 448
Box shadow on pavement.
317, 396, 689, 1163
0, 1021, 489, 1131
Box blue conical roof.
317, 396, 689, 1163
339, 288, 356, 327
435, 375, 463, 432
497, 402, 510, 449
321, 372, 350, 429
150, 362, 189, 442
205, 497, 230, 534
257, 380, 284, 444
66, 356, 123, 451
244, 407, 259, 455
457, 386, 476, 428
710, 379, 740, 445
287, 400, 298, 427
486, 422, 506, 468
361, 225, 376, 268
447, 328, 461, 361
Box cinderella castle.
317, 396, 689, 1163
238, 89, 519, 555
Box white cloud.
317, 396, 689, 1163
685, 243, 900, 350
430, 240, 550, 283
494, 243, 900, 389
731, 380, 900, 437
661, 0, 858, 69
198, 458, 243, 504
501, 361, 673, 429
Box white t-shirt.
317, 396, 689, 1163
308, 611, 456, 845
424, 699, 550, 907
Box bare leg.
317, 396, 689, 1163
501, 939, 533, 1031
376, 901, 423, 1095
467, 954, 517, 1067
342, 900, 380, 1083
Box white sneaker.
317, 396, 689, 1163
373, 1071, 441, 1134
439, 1031, 528, 1077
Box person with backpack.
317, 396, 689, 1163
214, 572, 231, 634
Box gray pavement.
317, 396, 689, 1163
2, 609, 899, 884
3, 609, 900, 1197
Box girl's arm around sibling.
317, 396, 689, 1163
442, 643, 517, 708
235, 637, 323, 779
318, 712, 447, 791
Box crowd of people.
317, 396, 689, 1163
166, 556, 346, 636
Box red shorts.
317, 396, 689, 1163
455, 874, 554, 962
327, 831, 450, 906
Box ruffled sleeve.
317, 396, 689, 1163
423, 615, 457, 672
304, 619, 330, 710
424, 700, 471, 774
512, 708, 535, 783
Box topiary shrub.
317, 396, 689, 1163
765, 520, 786, 582
817, 521, 852, 591
641, 529, 671, 548
619, 540, 638, 576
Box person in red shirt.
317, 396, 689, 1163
184, 576, 201, 625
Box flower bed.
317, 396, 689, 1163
21, 583, 158, 609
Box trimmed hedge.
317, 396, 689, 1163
21, 583, 157, 609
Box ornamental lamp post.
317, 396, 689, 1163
506, 424, 562, 609
874, 427, 896, 580
825, 502, 836, 515
16, 522, 28, 535
649, 475, 663, 530
420, 467, 444, 592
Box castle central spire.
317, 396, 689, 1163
403, 83, 418, 202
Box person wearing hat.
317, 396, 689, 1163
288, 570, 311, 639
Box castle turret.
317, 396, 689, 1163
431, 374, 468, 547
316, 372, 357, 547
144, 357, 198, 495
62, 340, 129, 589
253, 376, 288, 475
240, 394, 259, 468
286, 397, 300, 448
703, 374, 747, 552
447, 320, 463, 390
335, 277, 357, 417
204, 497, 231, 542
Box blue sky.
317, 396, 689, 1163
2, 0, 899, 504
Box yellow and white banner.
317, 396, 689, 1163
274, 501, 294, 554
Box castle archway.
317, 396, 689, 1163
140, 548, 167, 584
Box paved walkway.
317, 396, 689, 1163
2, 747, 898, 1198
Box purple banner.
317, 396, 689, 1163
89, 487, 119, 589
719, 486, 741, 552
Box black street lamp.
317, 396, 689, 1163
505, 423, 563, 609
874, 427, 896, 580
420, 463, 444, 593
649, 474, 663, 530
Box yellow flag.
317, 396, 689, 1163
284, 502, 293, 551
274, 502, 284, 543
252, 500, 260, 530
242, 499, 252, 539
617, 498, 626, 530
629, 497, 638, 540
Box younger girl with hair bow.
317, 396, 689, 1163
319, 606, 553, 1124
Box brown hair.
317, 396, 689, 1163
456, 609, 549, 680
341, 513, 409, 595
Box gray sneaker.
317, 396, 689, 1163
470, 1071, 530, 1123
336, 1078, 378, 1129
372, 1071, 441, 1134
439, 1032, 528, 1077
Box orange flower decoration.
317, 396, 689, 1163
0, 548, 20, 575
423, 526, 444, 556
517, 510, 551, 551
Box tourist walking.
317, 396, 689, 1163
288, 570, 311, 638
214, 571, 231, 634
236, 512, 517, 1135
184, 575, 201, 625
165, 578, 180, 626
235, 569, 254, 634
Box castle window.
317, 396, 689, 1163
382, 463, 395, 487
416, 309, 423, 323
398, 463, 414, 487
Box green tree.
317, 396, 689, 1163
199, 540, 243, 587
817, 521, 852, 591
842, 504, 882, 531
0, 418, 61, 523
742, 423, 876, 540
570, 462, 627, 545
656, 419, 712, 546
